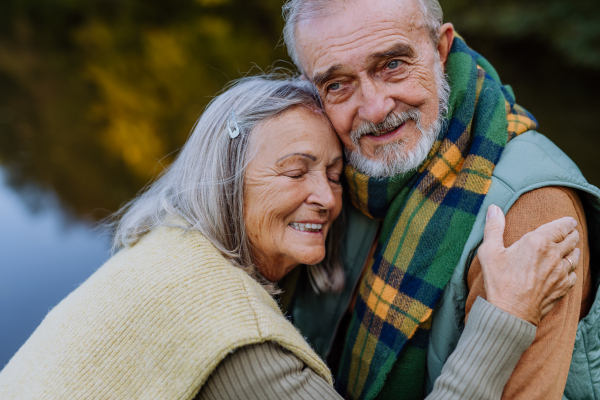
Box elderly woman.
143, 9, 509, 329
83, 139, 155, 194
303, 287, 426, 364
0, 77, 579, 400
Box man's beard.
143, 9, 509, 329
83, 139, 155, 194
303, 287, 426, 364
345, 59, 451, 178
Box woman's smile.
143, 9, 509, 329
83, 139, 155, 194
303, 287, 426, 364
243, 106, 343, 282
289, 222, 325, 233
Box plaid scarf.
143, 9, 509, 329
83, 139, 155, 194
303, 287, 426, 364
336, 36, 538, 400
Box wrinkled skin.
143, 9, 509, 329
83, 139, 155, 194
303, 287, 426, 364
292, 0, 579, 320
479, 205, 580, 325
295, 0, 454, 163
244, 107, 343, 281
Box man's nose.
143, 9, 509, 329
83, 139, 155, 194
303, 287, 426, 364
307, 175, 336, 210
357, 78, 395, 124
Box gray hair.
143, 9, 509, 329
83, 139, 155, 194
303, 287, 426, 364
110, 75, 344, 294
282, 0, 444, 71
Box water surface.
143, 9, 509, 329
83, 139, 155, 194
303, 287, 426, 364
0, 170, 110, 367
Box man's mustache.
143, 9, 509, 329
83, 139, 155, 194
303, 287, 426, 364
350, 109, 422, 143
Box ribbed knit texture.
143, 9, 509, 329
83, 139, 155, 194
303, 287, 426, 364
0, 224, 331, 399
429, 298, 536, 400
197, 298, 535, 400
198, 342, 340, 400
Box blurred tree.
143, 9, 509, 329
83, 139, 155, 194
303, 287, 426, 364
442, 0, 600, 69
0, 0, 289, 220
0, 0, 598, 223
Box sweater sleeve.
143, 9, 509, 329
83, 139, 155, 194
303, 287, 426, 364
195, 341, 341, 400
195, 299, 535, 400
465, 186, 592, 399
427, 297, 536, 400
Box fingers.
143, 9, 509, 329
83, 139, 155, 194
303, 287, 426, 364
482, 205, 506, 250
534, 217, 578, 243
539, 271, 577, 321
540, 301, 557, 320
557, 229, 581, 258
569, 271, 578, 288
562, 248, 581, 274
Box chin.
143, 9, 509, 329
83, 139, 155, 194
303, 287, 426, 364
296, 250, 326, 266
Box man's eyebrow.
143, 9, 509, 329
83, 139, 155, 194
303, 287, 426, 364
276, 153, 317, 163
331, 155, 343, 164
369, 43, 415, 61
312, 65, 342, 87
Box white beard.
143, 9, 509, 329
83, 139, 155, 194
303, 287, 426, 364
345, 59, 451, 178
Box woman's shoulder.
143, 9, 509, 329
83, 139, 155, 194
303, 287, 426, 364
0, 224, 329, 399
80, 223, 283, 334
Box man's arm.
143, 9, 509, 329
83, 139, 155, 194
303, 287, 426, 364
466, 186, 593, 399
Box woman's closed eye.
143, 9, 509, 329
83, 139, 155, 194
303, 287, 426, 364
328, 173, 341, 184
283, 169, 306, 179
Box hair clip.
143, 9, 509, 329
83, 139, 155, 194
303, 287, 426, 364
227, 110, 240, 139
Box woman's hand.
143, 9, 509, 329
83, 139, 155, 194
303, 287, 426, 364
478, 204, 580, 326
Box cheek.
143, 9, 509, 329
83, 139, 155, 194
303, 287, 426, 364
244, 180, 279, 248
244, 178, 305, 246
405, 68, 439, 105
323, 188, 343, 240
391, 75, 434, 105
325, 104, 354, 146
332, 186, 343, 218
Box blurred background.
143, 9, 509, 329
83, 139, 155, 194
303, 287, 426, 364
0, 0, 599, 368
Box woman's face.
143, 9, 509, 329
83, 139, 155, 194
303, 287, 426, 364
244, 107, 344, 281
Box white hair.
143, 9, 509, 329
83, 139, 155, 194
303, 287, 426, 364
109, 75, 344, 294
282, 0, 444, 71
345, 54, 450, 177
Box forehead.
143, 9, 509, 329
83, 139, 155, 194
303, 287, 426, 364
251, 107, 338, 155
296, 0, 428, 76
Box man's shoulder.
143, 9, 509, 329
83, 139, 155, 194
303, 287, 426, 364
493, 131, 588, 193
493, 131, 589, 192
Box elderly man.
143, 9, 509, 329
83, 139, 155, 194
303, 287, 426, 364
280, 0, 600, 399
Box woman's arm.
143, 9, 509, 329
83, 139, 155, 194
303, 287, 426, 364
196, 341, 340, 400
426, 297, 535, 399
197, 208, 579, 400
196, 298, 535, 400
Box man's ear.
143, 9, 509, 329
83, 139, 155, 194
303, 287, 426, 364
437, 23, 454, 71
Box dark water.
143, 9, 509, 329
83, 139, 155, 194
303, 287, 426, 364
0, 0, 599, 368
0, 170, 110, 367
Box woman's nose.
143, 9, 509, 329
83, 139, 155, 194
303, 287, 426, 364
307, 175, 337, 210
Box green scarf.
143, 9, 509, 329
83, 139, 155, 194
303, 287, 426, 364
336, 36, 538, 400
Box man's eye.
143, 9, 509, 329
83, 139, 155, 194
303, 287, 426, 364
387, 60, 403, 69
328, 82, 341, 91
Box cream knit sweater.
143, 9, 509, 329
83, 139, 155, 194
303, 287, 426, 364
0, 224, 331, 399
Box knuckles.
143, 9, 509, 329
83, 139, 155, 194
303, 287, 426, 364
571, 229, 581, 245
477, 243, 495, 264
555, 223, 571, 238
526, 233, 552, 255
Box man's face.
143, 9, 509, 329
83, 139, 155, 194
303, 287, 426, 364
296, 0, 452, 177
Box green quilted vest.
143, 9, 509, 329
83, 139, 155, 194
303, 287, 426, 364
425, 131, 600, 399
284, 131, 600, 399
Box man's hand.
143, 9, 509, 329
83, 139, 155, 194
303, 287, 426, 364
477, 204, 580, 326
